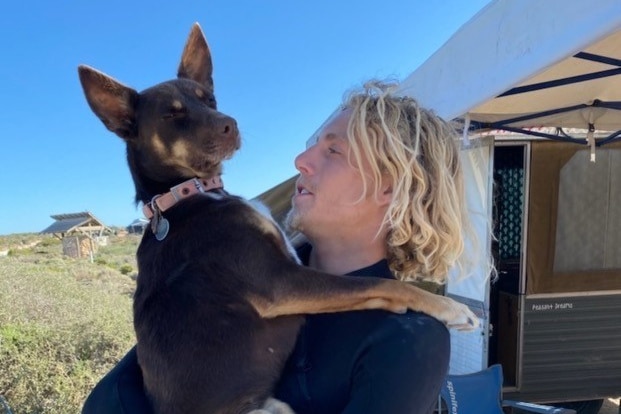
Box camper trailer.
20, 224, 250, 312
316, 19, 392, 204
257, 0, 621, 412
490, 135, 621, 405
445, 133, 621, 413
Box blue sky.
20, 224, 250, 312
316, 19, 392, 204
0, 0, 490, 235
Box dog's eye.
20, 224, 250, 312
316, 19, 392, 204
204, 96, 217, 109
163, 107, 187, 120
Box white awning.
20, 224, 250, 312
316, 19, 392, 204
398, 0, 621, 137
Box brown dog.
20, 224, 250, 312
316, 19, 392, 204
78, 23, 477, 414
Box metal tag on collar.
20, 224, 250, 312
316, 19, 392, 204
150, 196, 170, 241
154, 215, 169, 241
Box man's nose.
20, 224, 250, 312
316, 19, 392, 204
294, 147, 313, 174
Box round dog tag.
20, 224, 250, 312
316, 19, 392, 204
155, 217, 170, 241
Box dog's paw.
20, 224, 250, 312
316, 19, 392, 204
437, 296, 480, 332
247, 398, 295, 414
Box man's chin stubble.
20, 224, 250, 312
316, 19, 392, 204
285, 209, 304, 233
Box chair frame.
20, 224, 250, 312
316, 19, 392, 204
438, 364, 577, 414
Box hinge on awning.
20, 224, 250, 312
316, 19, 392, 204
462, 113, 471, 147
587, 123, 596, 162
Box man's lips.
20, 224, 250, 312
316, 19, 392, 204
295, 182, 314, 196
293, 183, 314, 204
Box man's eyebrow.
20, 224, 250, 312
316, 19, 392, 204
324, 132, 346, 142
306, 131, 346, 148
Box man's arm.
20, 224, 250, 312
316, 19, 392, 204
82, 346, 152, 414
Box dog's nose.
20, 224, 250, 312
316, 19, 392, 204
219, 117, 240, 149
219, 117, 239, 138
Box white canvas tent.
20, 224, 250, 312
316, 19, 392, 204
399, 0, 621, 132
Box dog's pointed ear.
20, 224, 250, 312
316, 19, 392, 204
78, 65, 138, 141
177, 23, 214, 90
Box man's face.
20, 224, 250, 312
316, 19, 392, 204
287, 109, 388, 238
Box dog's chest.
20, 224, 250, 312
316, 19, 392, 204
245, 198, 300, 264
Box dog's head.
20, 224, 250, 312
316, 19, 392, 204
78, 24, 240, 203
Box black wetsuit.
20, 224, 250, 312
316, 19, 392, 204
273, 246, 450, 414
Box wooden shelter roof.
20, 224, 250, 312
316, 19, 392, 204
41, 211, 109, 235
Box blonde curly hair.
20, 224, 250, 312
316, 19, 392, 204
343, 80, 468, 283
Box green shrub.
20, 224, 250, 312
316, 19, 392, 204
119, 264, 133, 275
38, 237, 60, 248
6, 248, 33, 257
0, 234, 138, 414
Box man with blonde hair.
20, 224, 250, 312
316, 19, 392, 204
274, 80, 470, 413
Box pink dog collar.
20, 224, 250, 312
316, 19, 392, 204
143, 176, 224, 219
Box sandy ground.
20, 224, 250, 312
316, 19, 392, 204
600, 398, 620, 414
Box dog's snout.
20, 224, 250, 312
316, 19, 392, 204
219, 117, 240, 149
220, 117, 238, 138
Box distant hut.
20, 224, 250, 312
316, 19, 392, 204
41, 211, 111, 258
127, 218, 149, 234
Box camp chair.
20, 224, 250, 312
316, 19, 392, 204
438, 364, 576, 414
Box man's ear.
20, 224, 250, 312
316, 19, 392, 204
377, 179, 393, 206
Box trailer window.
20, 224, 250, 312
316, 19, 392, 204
554, 149, 621, 272
526, 141, 621, 294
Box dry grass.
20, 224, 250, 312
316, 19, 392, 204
0, 233, 141, 414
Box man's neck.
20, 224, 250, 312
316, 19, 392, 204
307, 235, 387, 275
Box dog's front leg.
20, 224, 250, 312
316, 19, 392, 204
246, 264, 478, 331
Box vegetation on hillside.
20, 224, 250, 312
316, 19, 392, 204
0, 233, 140, 414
